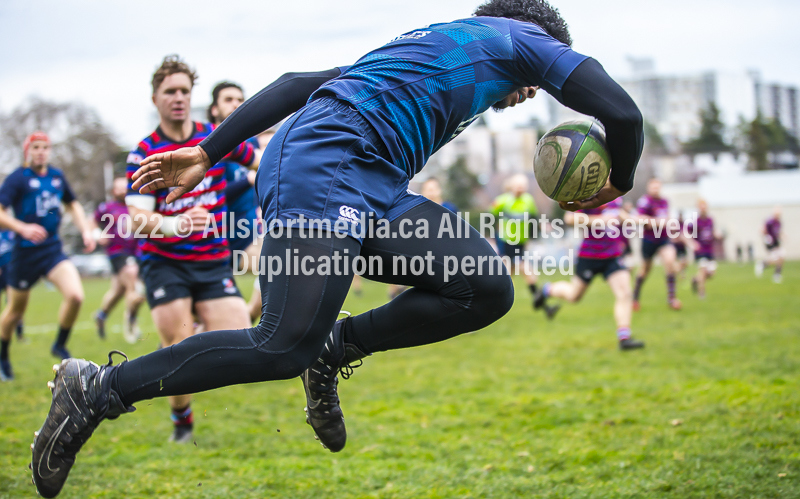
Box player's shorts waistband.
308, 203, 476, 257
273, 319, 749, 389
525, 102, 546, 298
309, 96, 392, 163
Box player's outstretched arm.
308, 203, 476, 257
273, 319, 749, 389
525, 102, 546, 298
134, 67, 345, 201
557, 58, 643, 211
199, 67, 346, 166
65, 200, 96, 253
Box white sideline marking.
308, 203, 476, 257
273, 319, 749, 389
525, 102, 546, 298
20, 321, 123, 335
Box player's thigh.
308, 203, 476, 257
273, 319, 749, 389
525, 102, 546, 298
360, 200, 509, 291
251, 228, 356, 353
639, 257, 653, 275
5, 287, 30, 314
244, 238, 263, 274
606, 269, 632, 299
118, 264, 139, 291
46, 259, 84, 301
150, 297, 194, 345
195, 296, 251, 330
108, 274, 124, 295
658, 243, 677, 264
570, 276, 591, 301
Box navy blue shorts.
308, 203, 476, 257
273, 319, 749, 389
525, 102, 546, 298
498, 240, 525, 261
576, 256, 627, 283
8, 242, 68, 290
140, 258, 242, 309
0, 264, 7, 290
256, 97, 426, 242
641, 239, 672, 261
109, 252, 139, 275
695, 251, 714, 261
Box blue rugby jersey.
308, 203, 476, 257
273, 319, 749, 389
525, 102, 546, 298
223, 137, 259, 224
0, 166, 76, 248
126, 122, 255, 262
312, 17, 587, 177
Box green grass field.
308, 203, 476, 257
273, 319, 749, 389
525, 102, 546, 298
1, 262, 798, 498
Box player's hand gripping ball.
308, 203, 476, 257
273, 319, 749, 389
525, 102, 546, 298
533, 120, 610, 202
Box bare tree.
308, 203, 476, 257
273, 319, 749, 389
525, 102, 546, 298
0, 97, 123, 252
0, 97, 123, 205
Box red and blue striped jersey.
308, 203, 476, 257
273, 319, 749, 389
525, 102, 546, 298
126, 122, 255, 262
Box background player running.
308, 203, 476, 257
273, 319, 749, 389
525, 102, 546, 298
208, 81, 264, 323
492, 174, 555, 316
688, 199, 718, 299
534, 198, 644, 350
125, 56, 259, 443
755, 207, 783, 283
0, 132, 95, 382
31, 2, 644, 495
633, 178, 681, 311
91, 177, 145, 343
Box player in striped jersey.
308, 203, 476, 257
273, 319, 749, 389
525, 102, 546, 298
633, 178, 681, 311
688, 199, 718, 299
125, 56, 260, 443
534, 198, 644, 350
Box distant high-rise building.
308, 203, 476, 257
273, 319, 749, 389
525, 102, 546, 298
617, 66, 798, 151
756, 82, 799, 139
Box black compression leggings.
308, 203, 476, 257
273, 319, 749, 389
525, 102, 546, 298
112, 201, 514, 405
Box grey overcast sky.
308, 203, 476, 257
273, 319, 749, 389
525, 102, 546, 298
1, 0, 799, 147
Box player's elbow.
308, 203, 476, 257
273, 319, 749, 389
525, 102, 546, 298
605, 98, 643, 132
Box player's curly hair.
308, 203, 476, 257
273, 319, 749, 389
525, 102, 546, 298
151, 54, 198, 94
473, 0, 572, 46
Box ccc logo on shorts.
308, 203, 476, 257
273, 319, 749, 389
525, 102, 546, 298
338, 205, 360, 223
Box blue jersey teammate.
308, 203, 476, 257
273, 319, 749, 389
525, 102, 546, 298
32, 2, 644, 495
208, 81, 264, 323
0, 132, 96, 383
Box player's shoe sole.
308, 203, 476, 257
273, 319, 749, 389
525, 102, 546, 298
668, 298, 682, 311
31, 352, 133, 498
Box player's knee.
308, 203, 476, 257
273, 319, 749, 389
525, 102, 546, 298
471, 272, 515, 324
64, 289, 84, 307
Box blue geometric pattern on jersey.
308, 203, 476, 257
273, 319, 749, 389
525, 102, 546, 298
425, 66, 475, 94
385, 96, 432, 154
312, 17, 587, 177
430, 47, 471, 69
470, 80, 516, 116
427, 20, 504, 45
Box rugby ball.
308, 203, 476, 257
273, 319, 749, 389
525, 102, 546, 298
533, 120, 611, 202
